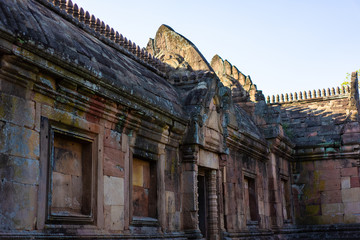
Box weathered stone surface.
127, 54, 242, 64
54, 136, 83, 176
0, 155, 39, 185
51, 171, 72, 208
110, 205, 124, 231
147, 25, 212, 72
342, 188, 360, 203
0, 93, 35, 128
104, 147, 124, 178
0, 123, 39, 160
104, 176, 124, 206
104, 128, 122, 150
0, 180, 37, 230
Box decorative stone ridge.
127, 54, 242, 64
211, 54, 264, 102
39, 0, 167, 76
267, 85, 351, 104
146, 24, 213, 72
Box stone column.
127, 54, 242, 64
268, 152, 283, 227
208, 170, 219, 240
181, 145, 202, 239
218, 154, 227, 234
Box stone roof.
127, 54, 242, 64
0, 0, 186, 120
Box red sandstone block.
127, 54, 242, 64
344, 202, 360, 215
104, 147, 124, 178
302, 161, 315, 171
322, 179, 341, 191
320, 190, 342, 204
104, 128, 122, 150
314, 160, 341, 170
319, 169, 340, 180
350, 177, 360, 188
341, 167, 358, 177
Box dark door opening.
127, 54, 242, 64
198, 172, 208, 238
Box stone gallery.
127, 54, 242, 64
0, 0, 360, 239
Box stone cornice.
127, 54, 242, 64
227, 125, 269, 160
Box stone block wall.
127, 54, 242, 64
292, 158, 360, 225
0, 45, 186, 237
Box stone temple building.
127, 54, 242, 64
0, 0, 360, 239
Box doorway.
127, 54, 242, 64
198, 169, 208, 238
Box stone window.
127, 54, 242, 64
281, 179, 291, 222
38, 117, 98, 226
132, 157, 157, 219
50, 132, 92, 218
244, 176, 258, 223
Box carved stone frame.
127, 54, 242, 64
37, 117, 102, 229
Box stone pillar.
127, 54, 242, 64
181, 145, 202, 239
158, 146, 166, 232
218, 154, 227, 235
268, 152, 283, 228
208, 169, 219, 240
348, 71, 360, 121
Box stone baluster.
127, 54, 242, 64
347, 85, 350, 93
66, 0, 73, 15
140, 48, 145, 59
285, 93, 289, 102
281, 94, 284, 102
123, 37, 129, 48
84, 11, 91, 26
115, 31, 120, 43
342, 86, 346, 94
60, 0, 66, 10
313, 90, 317, 98
336, 86, 341, 95
303, 91, 307, 99
267, 96, 270, 103
299, 91, 303, 100
143, 51, 149, 62
322, 88, 326, 97
290, 93, 294, 101
127, 40, 133, 51
89, 15, 96, 28
73, 4, 79, 19
272, 95, 275, 103
79, 8, 85, 22
317, 89, 321, 97
109, 28, 115, 40
100, 21, 106, 35
294, 92, 298, 100
105, 25, 111, 38
327, 88, 331, 96
94, 18, 101, 32
308, 90, 312, 99
331, 87, 335, 95
276, 94, 280, 103
136, 46, 141, 57
119, 34, 124, 45
132, 42, 137, 54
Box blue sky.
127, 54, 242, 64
74, 0, 360, 97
